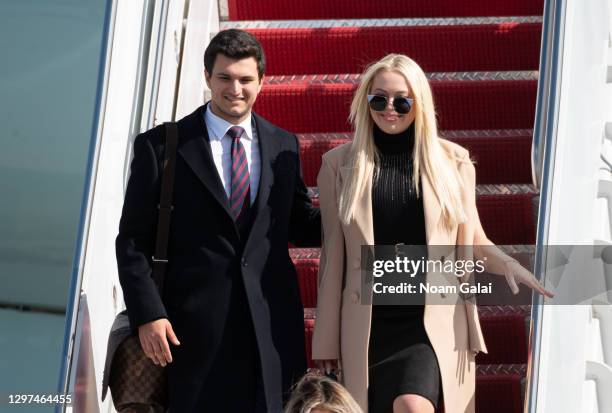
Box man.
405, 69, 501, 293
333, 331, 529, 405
116, 29, 320, 412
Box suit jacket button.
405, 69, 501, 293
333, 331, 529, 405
351, 292, 359, 303
241, 258, 248, 267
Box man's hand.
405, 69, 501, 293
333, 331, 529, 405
138, 318, 180, 367
314, 359, 340, 376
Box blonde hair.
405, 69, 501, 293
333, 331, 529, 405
339, 54, 466, 228
284, 373, 364, 413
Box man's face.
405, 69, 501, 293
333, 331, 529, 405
205, 54, 263, 124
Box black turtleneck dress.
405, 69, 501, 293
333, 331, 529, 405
368, 123, 441, 412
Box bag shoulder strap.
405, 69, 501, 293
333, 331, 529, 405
152, 122, 178, 292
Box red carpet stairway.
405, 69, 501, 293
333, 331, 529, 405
223, 1, 543, 411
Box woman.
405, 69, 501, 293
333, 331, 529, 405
311, 54, 552, 413
285, 372, 363, 413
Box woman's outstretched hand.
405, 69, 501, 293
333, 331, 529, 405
504, 260, 554, 298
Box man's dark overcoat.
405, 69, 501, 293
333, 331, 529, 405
116, 104, 320, 412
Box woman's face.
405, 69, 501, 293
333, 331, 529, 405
368, 69, 416, 134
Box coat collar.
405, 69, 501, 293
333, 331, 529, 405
177, 104, 234, 220
254, 113, 279, 208
244, 112, 279, 246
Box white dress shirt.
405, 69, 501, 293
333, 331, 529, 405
204, 105, 260, 205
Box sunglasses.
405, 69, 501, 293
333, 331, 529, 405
367, 95, 414, 114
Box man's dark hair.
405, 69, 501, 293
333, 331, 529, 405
204, 29, 266, 79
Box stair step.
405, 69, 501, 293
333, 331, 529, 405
477, 363, 527, 375
303, 318, 528, 368
223, 19, 541, 75
224, 16, 543, 29
294, 250, 535, 311
305, 185, 537, 244
475, 374, 523, 413
298, 129, 533, 186
303, 314, 527, 367
477, 314, 528, 364
227, 0, 544, 20
255, 73, 538, 133
474, 185, 537, 244
301, 305, 531, 319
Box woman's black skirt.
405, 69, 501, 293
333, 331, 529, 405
368, 305, 441, 413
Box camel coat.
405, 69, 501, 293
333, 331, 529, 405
311, 139, 488, 413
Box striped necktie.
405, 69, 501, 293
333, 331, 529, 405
228, 126, 250, 219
